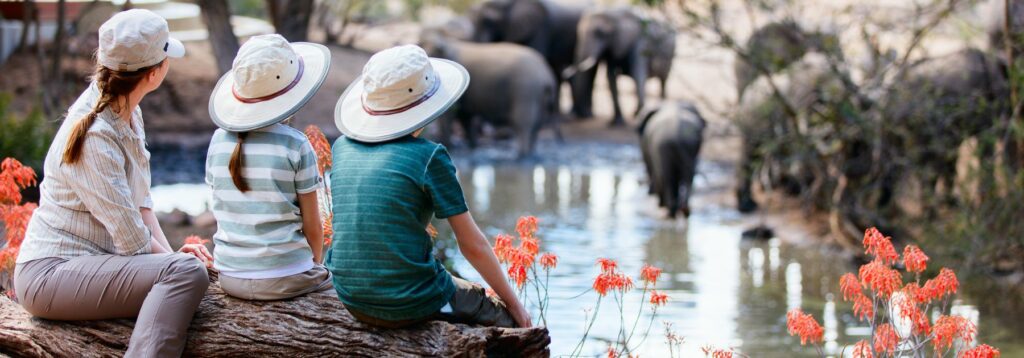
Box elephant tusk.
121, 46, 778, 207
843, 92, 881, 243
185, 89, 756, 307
562, 56, 598, 80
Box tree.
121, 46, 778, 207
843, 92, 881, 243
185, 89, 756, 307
196, 0, 240, 75
265, 0, 313, 42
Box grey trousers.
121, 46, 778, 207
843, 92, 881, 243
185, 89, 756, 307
14, 254, 210, 358
219, 264, 333, 301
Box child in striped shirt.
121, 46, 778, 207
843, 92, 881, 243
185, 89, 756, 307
204, 34, 333, 300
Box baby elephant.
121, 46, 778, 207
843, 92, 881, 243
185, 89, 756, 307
638, 100, 706, 218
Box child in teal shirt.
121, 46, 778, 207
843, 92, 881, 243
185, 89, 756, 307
327, 45, 530, 328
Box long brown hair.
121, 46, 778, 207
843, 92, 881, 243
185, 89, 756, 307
62, 59, 165, 164
228, 132, 250, 192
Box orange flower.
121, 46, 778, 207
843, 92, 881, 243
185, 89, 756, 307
961, 344, 1001, 358
494, 234, 514, 263
519, 236, 539, 256
924, 267, 959, 299
852, 293, 873, 321
902, 245, 928, 273
508, 247, 535, 268
425, 223, 438, 239
859, 260, 902, 297
303, 125, 332, 176
786, 309, 824, 345
873, 323, 899, 354
508, 262, 528, 289
862, 227, 898, 265
650, 290, 669, 306
597, 258, 618, 273
485, 287, 498, 299
0, 158, 37, 205
932, 315, 975, 351
840, 273, 861, 301
539, 252, 558, 269
183, 235, 210, 246
516, 215, 539, 239
640, 264, 662, 285
711, 349, 733, 358
322, 213, 334, 246
593, 271, 632, 296
851, 340, 873, 358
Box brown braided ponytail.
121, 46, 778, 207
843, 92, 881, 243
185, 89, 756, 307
228, 132, 250, 192
62, 59, 165, 164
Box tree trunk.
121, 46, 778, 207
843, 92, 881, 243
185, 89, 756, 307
16, 0, 36, 53
0, 283, 551, 357
48, 0, 66, 105
265, 0, 313, 42
196, 0, 240, 75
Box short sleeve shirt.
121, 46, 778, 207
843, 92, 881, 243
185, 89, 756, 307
205, 124, 323, 278
327, 136, 468, 321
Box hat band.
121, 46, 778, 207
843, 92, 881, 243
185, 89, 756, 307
362, 76, 441, 116
232, 57, 305, 104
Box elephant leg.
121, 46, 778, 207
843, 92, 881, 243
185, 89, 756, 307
515, 100, 543, 159
680, 155, 697, 218
660, 157, 681, 219
607, 66, 626, 127
660, 75, 668, 99
641, 139, 658, 195
736, 139, 759, 213
630, 59, 648, 120
572, 67, 597, 119
439, 111, 455, 148
461, 113, 478, 149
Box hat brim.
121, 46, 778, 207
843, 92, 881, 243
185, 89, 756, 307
209, 43, 331, 132
166, 37, 185, 58
335, 58, 469, 143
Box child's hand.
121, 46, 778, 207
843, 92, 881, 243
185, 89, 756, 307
179, 243, 214, 268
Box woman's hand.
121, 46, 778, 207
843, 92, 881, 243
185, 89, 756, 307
510, 304, 533, 328
178, 243, 213, 268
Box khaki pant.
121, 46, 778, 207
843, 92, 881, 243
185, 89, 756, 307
346, 276, 516, 329
14, 254, 210, 358
219, 265, 333, 301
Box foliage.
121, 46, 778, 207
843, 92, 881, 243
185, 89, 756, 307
0, 93, 52, 171
304, 125, 335, 247
0, 158, 38, 273
785, 227, 1001, 358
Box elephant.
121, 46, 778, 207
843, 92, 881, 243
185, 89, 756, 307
882, 48, 1010, 203
644, 19, 677, 99
468, 0, 584, 117
568, 7, 654, 126
734, 20, 841, 102
419, 30, 560, 158
638, 100, 706, 218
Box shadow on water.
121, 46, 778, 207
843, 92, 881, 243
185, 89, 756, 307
151, 140, 1023, 357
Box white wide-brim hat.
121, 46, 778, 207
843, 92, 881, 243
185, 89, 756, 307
335, 45, 469, 143
209, 36, 331, 132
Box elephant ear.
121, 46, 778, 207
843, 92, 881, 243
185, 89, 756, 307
636, 104, 660, 135
504, 0, 547, 44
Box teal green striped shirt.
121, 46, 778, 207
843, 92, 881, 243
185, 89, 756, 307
327, 136, 467, 321
205, 124, 322, 277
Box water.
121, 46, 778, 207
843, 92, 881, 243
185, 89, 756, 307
150, 141, 1022, 357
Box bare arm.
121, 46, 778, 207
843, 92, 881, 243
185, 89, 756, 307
448, 212, 532, 328
140, 208, 172, 252
298, 191, 324, 264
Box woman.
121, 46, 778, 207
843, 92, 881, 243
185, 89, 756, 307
13, 9, 212, 357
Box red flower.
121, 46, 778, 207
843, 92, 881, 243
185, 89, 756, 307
933, 315, 975, 351
649, 290, 669, 306
0, 158, 37, 205
640, 264, 662, 285
840, 273, 861, 301
874, 323, 899, 354
606, 345, 618, 358
859, 260, 902, 297
711, 349, 733, 358
519, 236, 539, 256
852, 293, 874, 322
485, 287, 498, 299
539, 253, 558, 269
303, 125, 332, 176
851, 340, 873, 358
183, 235, 210, 246
508, 262, 528, 289
862, 227, 898, 265
902, 245, 929, 273
786, 309, 824, 345
924, 267, 959, 299
597, 258, 618, 273
323, 212, 334, 246
516, 215, 538, 239
593, 271, 633, 296
494, 234, 514, 263
961, 344, 1001, 358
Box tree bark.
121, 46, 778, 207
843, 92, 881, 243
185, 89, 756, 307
48, 0, 66, 104
265, 0, 313, 42
0, 283, 551, 357
16, 0, 36, 53
196, 0, 240, 75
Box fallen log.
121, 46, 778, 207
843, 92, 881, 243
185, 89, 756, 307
0, 283, 550, 357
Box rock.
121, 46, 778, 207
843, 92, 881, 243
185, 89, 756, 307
159, 209, 191, 227
741, 225, 775, 240
0, 283, 550, 357
192, 211, 217, 229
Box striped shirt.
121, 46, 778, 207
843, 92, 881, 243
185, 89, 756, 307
17, 82, 154, 263
327, 136, 468, 321
205, 124, 322, 278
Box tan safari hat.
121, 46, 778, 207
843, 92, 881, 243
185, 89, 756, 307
97, 9, 185, 72
209, 34, 331, 132
335, 45, 469, 143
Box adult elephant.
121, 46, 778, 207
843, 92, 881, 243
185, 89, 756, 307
569, 7, 652, 126
734, 20, 841, 102
638, 100, 706, 218
646, 19, 677, 99
420, 31, 560, 158
469, 0, 584, 117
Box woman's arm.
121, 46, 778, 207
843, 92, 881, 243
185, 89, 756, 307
298, 191, 324, 264
448, 212, 533, 328
140, 208, 172, 252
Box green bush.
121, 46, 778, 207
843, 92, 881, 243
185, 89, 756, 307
0, 93, 52, 171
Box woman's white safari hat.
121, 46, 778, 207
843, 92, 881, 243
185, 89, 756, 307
209, 34, 331, 131
335, 45, 469, 142
98, 9, 185, 71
